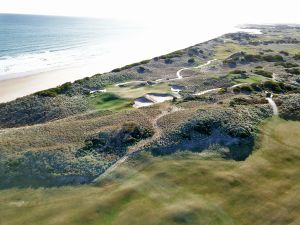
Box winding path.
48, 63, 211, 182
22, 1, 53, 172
95, 105, 181, 180
174, 59, 218, 80
266, 94, 279, 115
193, 83, 247, 96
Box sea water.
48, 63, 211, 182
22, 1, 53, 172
0, 14, 143, 79
0, 13, 256, 82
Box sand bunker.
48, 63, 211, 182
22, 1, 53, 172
133, 93, 174, 108
115, 81, 145, 87
171, 85, 184, 92
89, 89, 107, 94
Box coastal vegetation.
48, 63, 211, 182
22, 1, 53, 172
0, 118, 299, 225
0, 25, 300, 224
253, 69, 273, 78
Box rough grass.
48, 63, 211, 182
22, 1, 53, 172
0, 118, 299, 225
214, 43, 258, 60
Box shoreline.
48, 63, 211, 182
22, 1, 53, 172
0, 27, 260, 103
0, 63, 108, 103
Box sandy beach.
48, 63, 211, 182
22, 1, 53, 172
0, 22, 253, 104
0, 64, 105, 103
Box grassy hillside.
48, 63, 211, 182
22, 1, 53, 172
0, 118, 299, 225
1, 25, 300, 225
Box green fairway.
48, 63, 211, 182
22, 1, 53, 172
233, 74, 267, 83
89, 92, 133, 111
106, 82, 171, 99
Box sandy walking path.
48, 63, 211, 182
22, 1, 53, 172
95, 105, 181, 180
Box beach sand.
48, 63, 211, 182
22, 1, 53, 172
0, 64, 106, 103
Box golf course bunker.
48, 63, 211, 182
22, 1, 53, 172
171, 85, 184, 92
133, 93, 174, 108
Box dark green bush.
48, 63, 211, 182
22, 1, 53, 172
137, 66, 146, 73
275, 62, 299, 68
164, 58, 173, 64
35, 82, 73, 97
188, 58, 195, 64
254, 70, 273, 78
111, 68, 121, 72
263, 81, 284, 93
76, 123, 153, 158
111, 59, 151, 73
250, 83, 262, 92
229, 70, 246, 75
262, 54, 284, 62
159, 50, 184, 60
240, 85, 253, 93
286, 68, 300, 75
233, 86, 241, 93
294, 53, 300, 60
279, 51, 289, 56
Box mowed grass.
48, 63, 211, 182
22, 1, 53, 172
231, 74, 267, 84
0, 118, 299, 225
89, 93, 132, 111
106, 82, 171, 99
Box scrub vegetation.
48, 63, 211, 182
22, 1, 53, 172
0, 25, 300, 225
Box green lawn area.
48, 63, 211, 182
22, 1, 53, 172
106, 82, 171, 99
228, 73, 267, 84
0, 118, 299, 225
89, 92, 132, 111
214, 43, 258, 60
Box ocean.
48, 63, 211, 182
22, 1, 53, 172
0, 14, 146, 80
0, 14, 254, 83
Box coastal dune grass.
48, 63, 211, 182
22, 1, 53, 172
0, 118, 299, 225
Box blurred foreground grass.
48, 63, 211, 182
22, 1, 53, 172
0, 117, 299, 225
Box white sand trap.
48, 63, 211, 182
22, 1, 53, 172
133, 97, 155, 108
89, 89, 107, 94
194, 88, 221, 96
115, 81, 145, 87
133, 93, 174, 108
145, 93, 174, 103
171, 85, 184, 92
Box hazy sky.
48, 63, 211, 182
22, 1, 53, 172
1, 0, 300, 26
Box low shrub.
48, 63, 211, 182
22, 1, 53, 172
164, 58, 173, 64
275, 62, 299, 68
137, 66, 146, 73
279, 51, 289, 56
254, 70, 273, 78
233, 86, 241, 93
262, 54, 284, 62
111, 59, 151, 73
294, 53, 300, 60
76, 123, 153, 157
188, 58, 195, 64
286, 68, 300, 75
262, 81, 294, 93
229, 70, 246, 75
159, 50, 184, 60
240, 85, 253, 93
35, 82, 73, 97
250, 83, 263, 92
